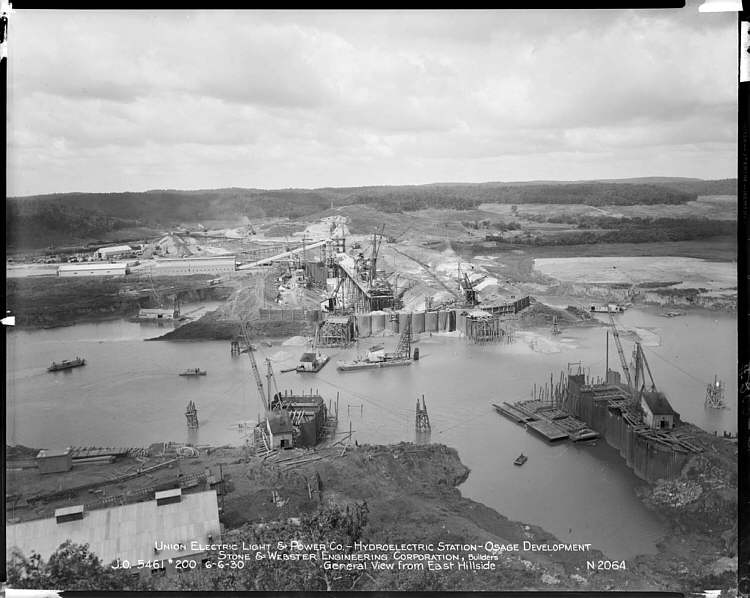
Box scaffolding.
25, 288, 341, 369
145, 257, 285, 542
415, 395, 431, 432
315, 315, 356, 347
465, 310, 509, 344
185, 401, 199, 429
393, 315, 412, 359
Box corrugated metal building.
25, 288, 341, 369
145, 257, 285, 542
153, 256, 237, 276
94, 245, 134, 260
6, 489, 221, 566
58, 263, 129, 277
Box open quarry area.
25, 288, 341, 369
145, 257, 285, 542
5, 179, 739, 593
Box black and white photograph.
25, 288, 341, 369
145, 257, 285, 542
4, 6, 740, 593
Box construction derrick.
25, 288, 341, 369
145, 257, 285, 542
457, 263, 478, 306
630, 342, 656, 403
607, 306, 633, 391
415, 395, 431, 432
552, 315, 560, 335
185, 400, 199, 429
705, 375, 726, 409
239, 320, 269, 413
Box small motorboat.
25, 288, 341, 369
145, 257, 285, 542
513, 453, 528, 466
179, 368, 206, 377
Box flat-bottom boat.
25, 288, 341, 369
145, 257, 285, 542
179, 368, 206, 377
48, 357, 86, 372
513, 453, 528, 466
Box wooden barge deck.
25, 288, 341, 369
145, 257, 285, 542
493, 400, 599, 444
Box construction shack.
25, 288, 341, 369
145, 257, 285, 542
266, 411, 294, 449
640, 391, 677, 430
36, 448, 73, 474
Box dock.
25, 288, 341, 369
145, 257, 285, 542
492, 403, 535, 424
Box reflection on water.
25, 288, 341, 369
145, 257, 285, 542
415, 430, 432, 445
6, 306, 736, 560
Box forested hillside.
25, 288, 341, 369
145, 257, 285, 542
6, 179, 735, 250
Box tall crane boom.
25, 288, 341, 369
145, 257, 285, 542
607, 307, 632, 389
631, 342, 656, 396
239, 320, 268, 414
369, 224, 386, 286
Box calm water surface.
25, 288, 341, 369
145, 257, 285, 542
6, 306, 737, 560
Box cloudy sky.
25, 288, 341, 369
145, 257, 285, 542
8, 7, 737, 196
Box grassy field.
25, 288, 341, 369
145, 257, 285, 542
453, 236, 736, 284
478, 195, 737, 221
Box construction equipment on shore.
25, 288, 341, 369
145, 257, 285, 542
458, 264, 478, 306
705, 375, 726, 409
325, 276, 345, 312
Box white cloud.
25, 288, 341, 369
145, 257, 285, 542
8, 8, 737, 195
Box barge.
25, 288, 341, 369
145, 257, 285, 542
337, 344, 412, 372
179, 368, 206, 377
48, 357, 86, 372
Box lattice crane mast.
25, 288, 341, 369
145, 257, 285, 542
607, 306, 632, 390
369, 224, 386, 286
239, 320, 268, 414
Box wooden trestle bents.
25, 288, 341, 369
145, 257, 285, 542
185, 401, 199, 429
415, 395, 431, 432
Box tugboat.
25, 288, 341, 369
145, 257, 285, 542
179, 368, 206, 377
513, 453, 528, 466
48, 357, 86, 372
296, 350, 330, 373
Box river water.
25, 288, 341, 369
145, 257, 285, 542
5, 305, 736, 561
